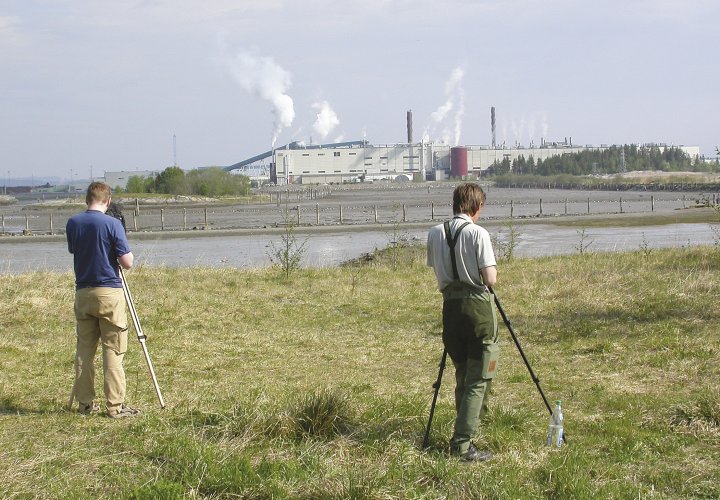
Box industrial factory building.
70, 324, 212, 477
225, 141, 701, 185
224, 108, 700, 185
102, 108, 701, 188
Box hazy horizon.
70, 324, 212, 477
2, 1, 718, 180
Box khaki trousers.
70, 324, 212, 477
73, 287, 128, 412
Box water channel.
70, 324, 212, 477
1, 221, 715, 275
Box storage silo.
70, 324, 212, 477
450, 147, 468, 178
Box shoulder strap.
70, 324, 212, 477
444, 219, 471, 280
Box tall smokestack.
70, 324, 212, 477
491, 107, 496, 149
407, 110, 413, 143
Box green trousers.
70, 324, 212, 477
72, 287, 128, 413
442, 293, 499, 454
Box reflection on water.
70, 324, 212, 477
0, 223, 715, 275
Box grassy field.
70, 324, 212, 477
1, 245, 718, 498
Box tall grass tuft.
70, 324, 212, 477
288, 389, 353, 440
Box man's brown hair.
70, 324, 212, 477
85, 182, 112, 206
452, 183, 486, 215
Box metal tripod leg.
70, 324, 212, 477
119, 267, 166, 409
489, 286, 566, 442
422, 349, 448, 449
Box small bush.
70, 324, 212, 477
289, 389, 353, 440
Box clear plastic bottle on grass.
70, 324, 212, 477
546, 400, 564, 448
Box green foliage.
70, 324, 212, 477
126, 167, 250, 197
492, 220, 521, 262
488, 144, 718, 178
267, 211, 307, 277
574, 227, 593, 255
288, 389, 353, 440
126, 175, 154, 194
186, 167, 251, 197
155, 166, 186, 195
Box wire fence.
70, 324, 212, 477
2, 192, 717, 236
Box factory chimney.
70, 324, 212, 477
407, 110, 413, 144
491, 107, 496, 149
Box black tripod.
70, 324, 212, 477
422, 287, 558, 448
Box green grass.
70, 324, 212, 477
1, 245, 719, 498
549, 206, 718, 228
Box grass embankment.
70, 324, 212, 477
1, 246, 719, 498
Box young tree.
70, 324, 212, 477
155, 166, 186, 194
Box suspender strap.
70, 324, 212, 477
444, 219, 471, 279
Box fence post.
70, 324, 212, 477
374, 205, 378, 223
135, 198, 140, 216
587, 198, 590, 214
183, 208, 187, 230
619, 197, 623, 214
539, 198, 543, 215
403, 204, 407, 222
510, 200, 514, 218
1, 215, 4, 234
682, 195, 686, 209
296, 205, 300, 226
161, 208, 165, 231
49, 213, 54, 235
339, 204, 343, 224
25, 215, 30, 233
431, 202, 435, 220
316, 203, 320, 225
564, 198, 568, 215
204, 207, 208, 229
651, 196, 655, 212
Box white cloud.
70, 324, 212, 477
0, 15, 22, 42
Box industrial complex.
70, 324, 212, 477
105, 109, 700, 188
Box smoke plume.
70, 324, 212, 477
423, 66, 466, 145
312, 101, 340, 141
226, 51, 295, 147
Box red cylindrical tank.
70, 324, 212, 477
450, 147, 468, 177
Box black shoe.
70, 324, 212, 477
461, 443, 494, 462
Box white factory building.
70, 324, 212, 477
228, 141, 700, 185
102, 141, 701, 189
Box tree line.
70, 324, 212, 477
116, 167, 251, 197
486, 145, 718, 177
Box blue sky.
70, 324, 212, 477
1, 0, 718, 180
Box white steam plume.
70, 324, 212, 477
312, 101, 340, 141
226, 51, 295, 147
424, 66, 466, 145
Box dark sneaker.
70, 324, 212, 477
460, 443, 494, 463
106, 404, 141, 419
78, 402, 100, 415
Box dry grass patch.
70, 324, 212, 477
1, 245, 719, 497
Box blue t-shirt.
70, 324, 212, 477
66, 210, 131, 289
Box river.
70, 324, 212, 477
0, 221, 715, 275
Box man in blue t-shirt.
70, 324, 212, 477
66, 182, 139, 418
